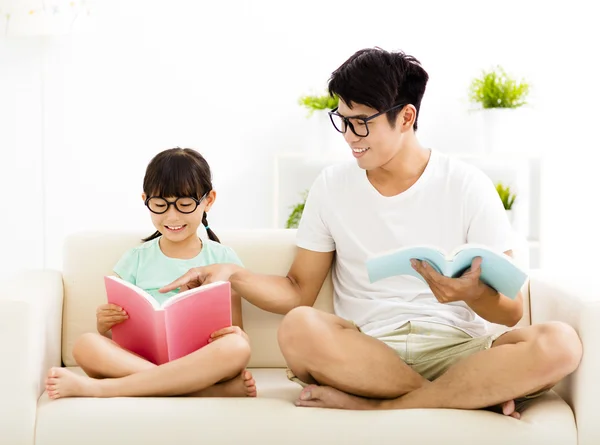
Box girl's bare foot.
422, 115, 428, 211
45, 367, 101, 399
193, 370, 257, 398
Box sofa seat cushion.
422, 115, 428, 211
35, 368, 576, 445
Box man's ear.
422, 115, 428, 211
203, 190, 217, 213
141, 193, 146, 202
398, 105, 417, 131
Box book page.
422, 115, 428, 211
449, 243, 473, 259
162, 280, 228, 308
105, 276, 160, 310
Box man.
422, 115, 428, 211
161, 48, 582, 418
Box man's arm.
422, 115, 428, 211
160, 248, 335, 316
464, 250, 524, 327
230, 248, 334, 315
466, 288, 523, 327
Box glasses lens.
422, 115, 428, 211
329, 113, 346, 133
147, 197, 168, 214
350, 119, 369, 137
330, 114, 369, 137
175, 197, 198, 214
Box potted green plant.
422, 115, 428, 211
285, 190, 308, 229
496, 182, 517, 224
469, 66, 530, 109
468, 66, 531, 153
298, 94, 339, 117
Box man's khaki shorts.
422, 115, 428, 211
287, 320, 548, 407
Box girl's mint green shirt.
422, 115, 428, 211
113, 237, 243, 306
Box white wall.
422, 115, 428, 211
0, 38, 45, 276
1, 0, 599, 279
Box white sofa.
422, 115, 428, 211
1, 229, 599, 445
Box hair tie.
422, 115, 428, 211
205, 225, 210, 230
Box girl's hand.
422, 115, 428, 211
209, 326, 249, 343
96, 303, 129, 335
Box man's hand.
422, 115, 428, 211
159, 263, 242, 294
411, 257, 488, 304
209, 326, 250, 343
96, 303, 128, 335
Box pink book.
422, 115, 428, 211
104, 276, 232, 365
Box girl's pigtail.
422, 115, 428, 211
142, 230, 161, 242
202, 212, 220, 243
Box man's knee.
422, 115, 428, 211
277, 306, 325, 355
533, 321, 582, 379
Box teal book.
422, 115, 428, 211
366, 244, 528, 300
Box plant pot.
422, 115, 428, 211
505, 209, 514, 225
481, 108, 527, 155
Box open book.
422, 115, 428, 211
366, 244, 528, 300
104, 276, 232, 365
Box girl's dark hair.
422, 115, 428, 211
142, 148, 220, 243
328, 47, 429, 130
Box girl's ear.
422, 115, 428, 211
141, 193, 147, 202
203, 190, 217, 213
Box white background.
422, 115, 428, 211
1, 0, 599, 280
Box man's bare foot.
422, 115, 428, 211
45, 367, 101, 399
296, 386, 523, 417
485, 400, 521, 419
501, 399, 521, 419
294, 385, 377, 410
193, 370, 257, 398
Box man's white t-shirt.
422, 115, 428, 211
296, 149, 513, 338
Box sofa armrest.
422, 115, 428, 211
0, 270, 63, 445
528, 269, 600, 445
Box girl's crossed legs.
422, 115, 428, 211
45, 332, 257, 399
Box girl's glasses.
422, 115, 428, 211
145, 193, 208, 214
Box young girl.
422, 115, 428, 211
45, 148, 256, 399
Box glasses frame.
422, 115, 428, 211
144, 192, 208, 215
328, 103, 407, 137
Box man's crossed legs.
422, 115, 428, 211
277, 307, 582, 417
